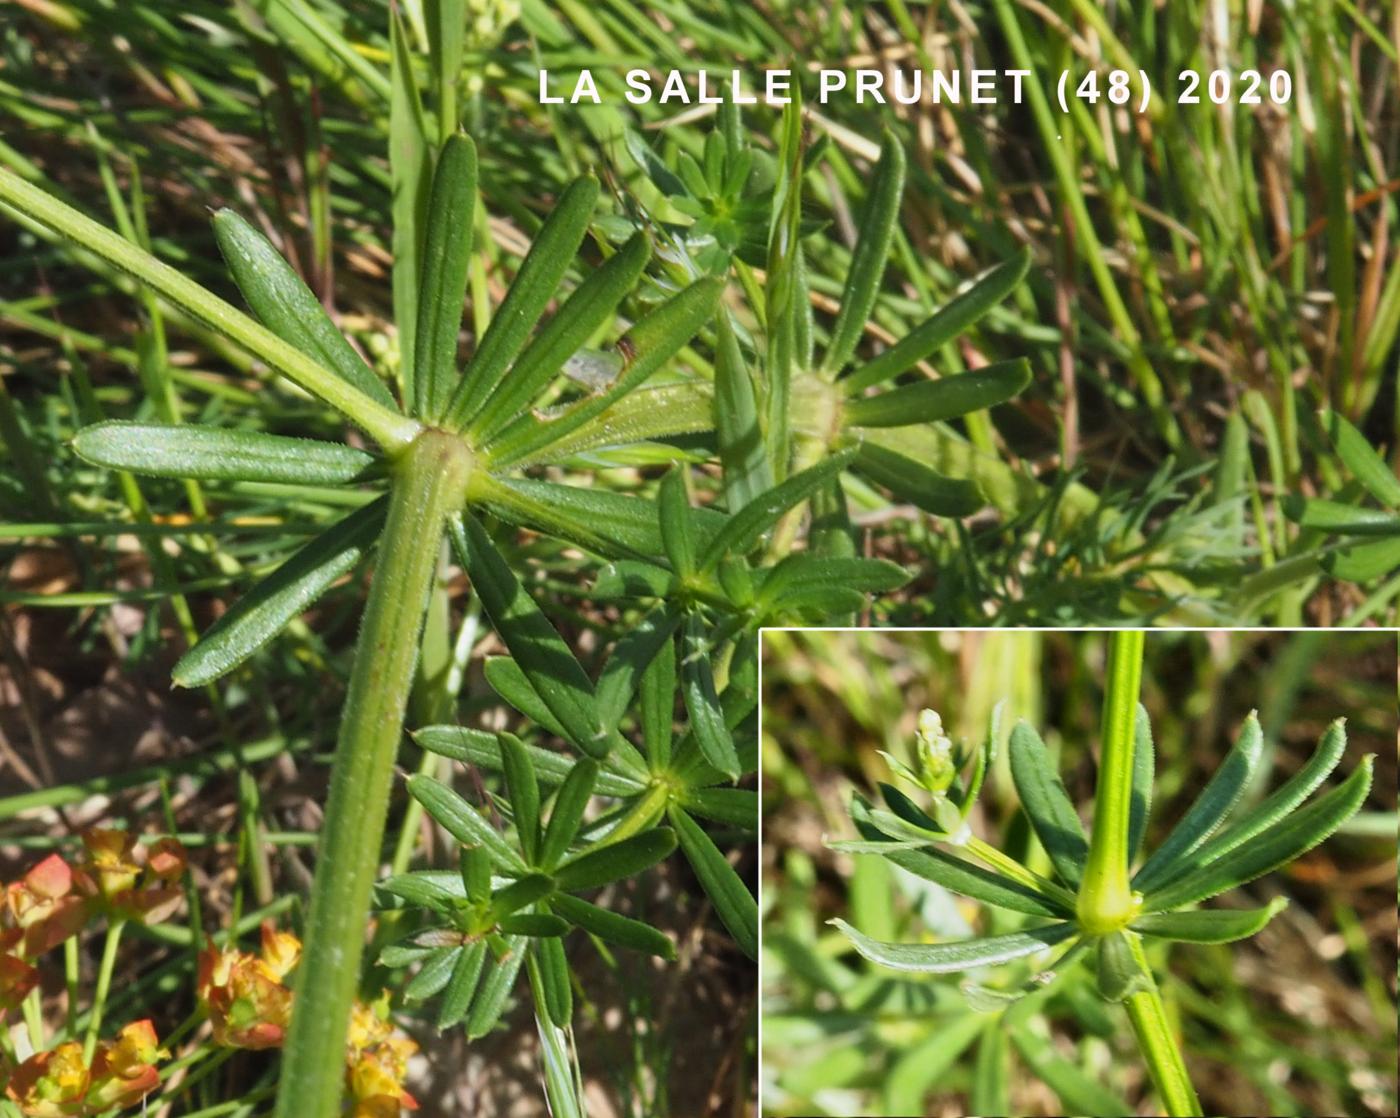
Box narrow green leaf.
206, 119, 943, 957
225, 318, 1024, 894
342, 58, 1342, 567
376, 873, 459, 913
172, 497, 386, 687
551, 893, 675, 959
486, 874, 555, 920
414, 725, 645, 796
407, 774, 527, 874
1323, 409, 1400, 508
1143, 756, 1373, 912
211, 210, 397, 410
461, 845, 491, 905
714, 312, 772, 510
884, 1015, 984, 1115
680, 613, 740, 779
822, 132, 905, 376
487, 277, 724, 467
755, 555, 909, 614
445, 176, 599, 428
1094, 932, 1149, 1002
831, 918, 1075, 973
498, 732, 541, 865
639, 611, 678, 769
853, 439, 983, 516
555, 828, 676, 893
1011, 1029, 1130, 1118
498, 914, 570, 937
482, 656, 571, 741
465, 935, 528, 1039
1182, 719, 1349, 873
535, 933, 573, 1027
1008, 721, 1088, 889
658, 468, 696, 577
595, 602, 679, 731
406, 946, 462, 1002
437, 940, 487, 1028
844, 248, 1033, 394
378, 942, 437, 969
1129, 704, 1154, 864
670, 805, 757, 959
471, 233, 649, 439
539, 758, 600, 869
73, 422, 376, 485
1132, 713, 1264, 893
679, 788, 756, 829
452, 516, 608, 758
1329, 535, 1400, 580
1288, 498, 1400, 536
1132, 898, 1288, 944
696, 449, 857, 570
389, 6, 431, 402
414, 133, 477, 420
971, 1022, 1009, 1116
845, 358, 1031, 428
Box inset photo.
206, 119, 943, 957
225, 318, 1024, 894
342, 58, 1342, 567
759, 629, 1397, 1117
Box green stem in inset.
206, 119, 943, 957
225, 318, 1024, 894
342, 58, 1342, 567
1078, 630, 1144, 935
1122, 934, 1202, 1117
273, 430, 473, 1118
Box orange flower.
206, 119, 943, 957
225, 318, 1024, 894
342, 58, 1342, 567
0, 952, 39, 1015
345, 993, 418, 1115
87, 1020, 164, 1111
258, 921, 301, 983
75, 831, 186, 927
196, 943, 292, 1050
2, 854, 90, 959
4, 1041, 89, 1118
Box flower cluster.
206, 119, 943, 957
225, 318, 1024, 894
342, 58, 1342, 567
3, 1020, 165, 1117
198, 924, 417, 1114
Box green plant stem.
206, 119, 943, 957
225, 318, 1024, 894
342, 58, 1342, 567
0, 170, 420, 453
1078, 630, 1144, 934
83, 917, 126, 1062
274, 430, 473, 1118
964, 835, 1077, 911
1122, 934, 1202, 1117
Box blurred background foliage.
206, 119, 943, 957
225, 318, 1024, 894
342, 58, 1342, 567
759, 629, 1397, 1117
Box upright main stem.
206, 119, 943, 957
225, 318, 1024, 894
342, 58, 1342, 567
1123, 935, 1203, 1117
274, 430, 472, 1118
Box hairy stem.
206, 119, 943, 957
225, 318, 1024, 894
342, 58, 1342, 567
1122, 934, 1202, 1117
1078, 630, 1144, 934
274, 430, 472, 1118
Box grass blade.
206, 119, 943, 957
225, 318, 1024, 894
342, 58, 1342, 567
830, 918, 1075, 974
172, 498, 386, 687
73, 421, 375, 485
1132, 713, 1264, 894
669, 806, 757, 960
1132, 898, 1288, 944
1323, 408, 1400, 508
1008, 721, 1088, 888
1142, 756, 1373, 913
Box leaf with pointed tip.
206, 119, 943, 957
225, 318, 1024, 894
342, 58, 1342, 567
415, 133, 477, 420
486, 874, 555, 921
1129, 704, 1154, 864
696, 449, 856, 569
1132, 713, 1263, 893
173, 497, 386, 687
679, 788, 757, 829
1008, 722, 1088, 889
680, 613, 740, 779
437, 941, 487, 1028
596, 602, 680, 731
376, 872, 459, 914
1322, 409, 1400, 508
212, 209, 397, 409
843, 248, 1033, 394
413, 725, 644, 797
658, 468, 696, 577
1328, 536, 1400, 581
755, 555, 909, 615
499, 914, 570, 937
1142, 757, 1372, 913
714, 311, 772, 510
845, 359, 1030, 429
407, 774, 527, 874
832, 918, 1076, 973
452, 516, 608, 758
554, 828, 676, 893
471, 233, 650, 440
853, 440, 982, 517
466, 935, 528, 1039
669, 806, 756, 959
498, 733, 541, 865
73, 422, 377, 485
1287, 498, 1400, 536
639, 617, 678, 769
1132, 898, 1288, 943
406, 946, 462, 1002
446, 176, 600, 428
551, 893, 675, 959
539, 758, 599, 870
822, 132, 905, 376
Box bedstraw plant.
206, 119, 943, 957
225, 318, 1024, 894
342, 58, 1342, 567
831, 631, 1373, 1116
